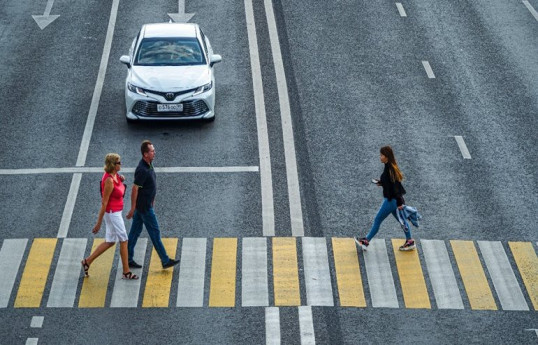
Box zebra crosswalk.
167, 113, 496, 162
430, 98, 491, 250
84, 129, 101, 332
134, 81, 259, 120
0, 237, 536, 311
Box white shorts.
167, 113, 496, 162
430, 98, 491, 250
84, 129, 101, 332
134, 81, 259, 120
103, 211, 128, 243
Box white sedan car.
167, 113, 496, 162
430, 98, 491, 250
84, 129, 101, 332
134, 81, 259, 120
120, 23, 222, 122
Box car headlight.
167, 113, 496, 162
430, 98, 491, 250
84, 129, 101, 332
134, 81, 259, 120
127, 83, 147, 96
193, 82, 212, 96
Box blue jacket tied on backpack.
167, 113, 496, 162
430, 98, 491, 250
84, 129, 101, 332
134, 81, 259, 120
396, 205, 422, 228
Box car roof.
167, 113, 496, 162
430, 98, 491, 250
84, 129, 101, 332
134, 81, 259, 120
141, 23, 198, 38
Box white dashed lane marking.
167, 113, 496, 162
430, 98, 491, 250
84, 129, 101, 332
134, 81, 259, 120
265, 307, 281, 345
454, 136, 472, 159
396, 3, 407, 17
298, 307, 316, 345
422, 60, 436, 79
523, 1, 538, 21
30, 316, 44, 328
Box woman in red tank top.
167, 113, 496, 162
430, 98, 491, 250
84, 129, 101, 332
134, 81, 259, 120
81, 153, 138, 280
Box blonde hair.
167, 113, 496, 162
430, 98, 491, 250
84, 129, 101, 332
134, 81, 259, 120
380, 146, 403, 182
104, 153, 120, 173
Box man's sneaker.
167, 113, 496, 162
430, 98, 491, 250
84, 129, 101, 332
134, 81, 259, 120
128, 260, 142, 269
399, 239, 416, 251
354, 237, 369, 250
162, 258, 180, 269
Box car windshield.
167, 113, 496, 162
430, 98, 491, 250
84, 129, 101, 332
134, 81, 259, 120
134, 37, 206, 66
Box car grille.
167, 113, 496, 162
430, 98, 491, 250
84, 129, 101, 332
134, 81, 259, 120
132, 100, 210, 117
146, 88, 197, 101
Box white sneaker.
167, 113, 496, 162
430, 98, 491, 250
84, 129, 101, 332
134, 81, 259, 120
354, 237, 369, 250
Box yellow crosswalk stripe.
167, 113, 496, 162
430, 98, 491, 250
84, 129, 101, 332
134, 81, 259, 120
509, 242, 538, 310
14, 238, 57, 308
392, 239, 431, 309
332, 238, 366, 307
451, 240, 496, 310
272, 237, 300, 306
142, 238, 178, 308
78, 239, 115, 308
209, 238, 238, 307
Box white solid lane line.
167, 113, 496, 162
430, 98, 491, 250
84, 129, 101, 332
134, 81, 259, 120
76, 0, 120, 167
264, 0, 305, 237
454, 136, 472, 159
245, 0, 275, 237
0, 166, 259, 175
422, 61, 436, 79
298, 306, 316, 345
523, 1, 538, 21
157, 166, 259, 173
57, 173, 82, 238
396, 3, 407, 17
56, 0, 120, 239
265, 307, 281, 345
0, 167, 104, 175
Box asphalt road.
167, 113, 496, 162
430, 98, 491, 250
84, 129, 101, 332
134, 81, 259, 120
0, 0, 537, 344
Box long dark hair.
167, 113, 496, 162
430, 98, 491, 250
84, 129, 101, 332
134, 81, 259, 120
380, 146, 403, 182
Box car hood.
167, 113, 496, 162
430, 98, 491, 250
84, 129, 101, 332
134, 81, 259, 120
130, 65, 211, 91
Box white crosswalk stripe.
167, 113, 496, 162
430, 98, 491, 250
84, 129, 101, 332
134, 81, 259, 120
242, 237, 269, 307
0, 239, 27, 308
302, 237, 334, 306
110, 239, 147, 308
363, 239, 399, 308
47, 238, 86, 307
176, 238, 207, 307
478, 241, 529, 311
422, 239, 464, 309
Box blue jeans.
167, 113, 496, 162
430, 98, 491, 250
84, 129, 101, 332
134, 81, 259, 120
366, 198, 412, 241
128, 207, 171, 265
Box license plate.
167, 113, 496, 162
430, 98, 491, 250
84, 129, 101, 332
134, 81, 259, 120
157, 103, 183, 112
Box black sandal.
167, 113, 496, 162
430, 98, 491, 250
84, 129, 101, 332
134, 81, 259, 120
81, 259, 90, 277
122, 271, 139, 280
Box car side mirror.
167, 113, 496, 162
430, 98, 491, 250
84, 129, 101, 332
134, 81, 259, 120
120, 55, 131, 68
210, 54, 222, 67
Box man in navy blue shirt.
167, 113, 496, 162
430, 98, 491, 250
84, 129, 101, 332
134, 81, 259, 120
126, 140, 179, 269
